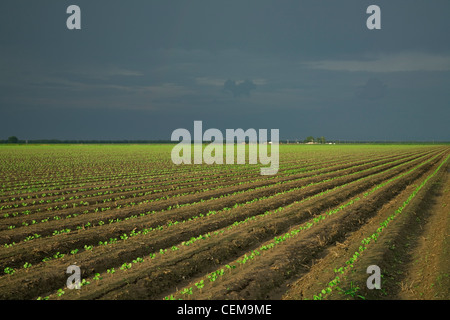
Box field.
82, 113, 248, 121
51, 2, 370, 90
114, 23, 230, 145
0, 144, 448, 300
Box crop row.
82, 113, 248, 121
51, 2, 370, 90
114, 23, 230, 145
0, 147, 425, 197
0, 156, 321, 204
0, 150, 430, 249
0, 146, 319, 195
311, 154, 449, 300
163, 151, 445, 299
34, 151, 443, 299
0, 154, 361, 216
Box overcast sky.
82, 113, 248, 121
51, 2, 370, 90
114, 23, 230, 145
1, 0, 449, 141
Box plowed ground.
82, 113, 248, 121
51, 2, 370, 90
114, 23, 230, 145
0, 144, 448, 300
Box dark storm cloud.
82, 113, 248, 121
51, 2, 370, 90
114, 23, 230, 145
0, 0, 449, 141
356, 78, 387, 100
223, 79, 256, 97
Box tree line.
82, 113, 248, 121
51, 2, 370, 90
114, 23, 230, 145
0, 136, 176, 144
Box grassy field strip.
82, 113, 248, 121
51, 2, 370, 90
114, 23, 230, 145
310, 154, 449, 300
0, 150, 430, 249
163, 152, 444, 299
34, 152, 441, 299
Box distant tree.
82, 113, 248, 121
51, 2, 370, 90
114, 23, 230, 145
304, 136, 315, 143
317, 136, 326, 144
7, 136, 19, 143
